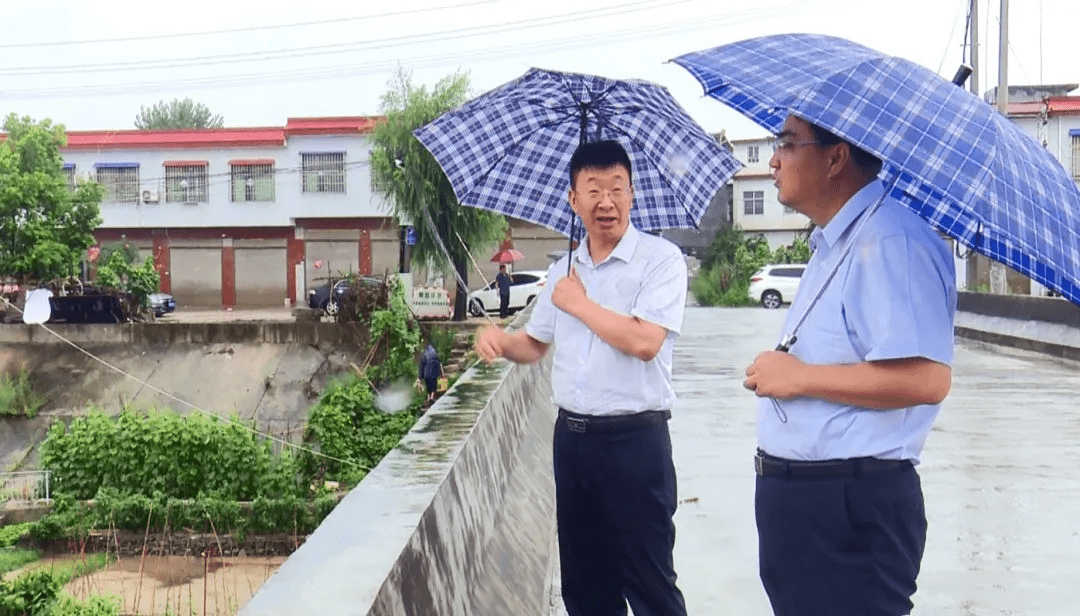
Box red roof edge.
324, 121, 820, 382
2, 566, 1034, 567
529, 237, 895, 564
285, 116, 384, 136
228, 158, 276, 166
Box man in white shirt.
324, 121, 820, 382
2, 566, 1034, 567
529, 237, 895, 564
476, 140, 688, 616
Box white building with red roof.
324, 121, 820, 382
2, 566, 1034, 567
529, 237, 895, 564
57, 116, 401, 309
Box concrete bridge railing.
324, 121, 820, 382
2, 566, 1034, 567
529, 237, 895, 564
241, 315, 558, 616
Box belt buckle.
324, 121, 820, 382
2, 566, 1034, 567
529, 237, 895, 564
566, 416, 587, 433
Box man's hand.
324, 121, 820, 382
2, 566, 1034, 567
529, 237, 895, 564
552, 267, 589, 316
475, 326, 512, 363
744, 350, 807, 400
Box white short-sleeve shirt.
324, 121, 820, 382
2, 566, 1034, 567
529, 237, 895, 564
526, 225, 688, 416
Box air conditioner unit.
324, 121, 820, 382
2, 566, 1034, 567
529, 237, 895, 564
140, 188, 159, 203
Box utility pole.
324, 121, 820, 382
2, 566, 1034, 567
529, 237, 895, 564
996, 0, 1009, 114
969, 0, 979, 97
990, 0, 1010, 294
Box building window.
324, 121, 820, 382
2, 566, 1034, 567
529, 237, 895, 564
95, 164, 140, 203
302, 152, 346, 193
165, 163, 209, 203
1072, 135, 1080, 180
63, 164, 76, 193
747, 145, 759, 163
231, 163, 275, 202
743, 190, 765, 215
783, 205, 797, 214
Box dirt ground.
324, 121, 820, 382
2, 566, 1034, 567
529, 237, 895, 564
9, 553, 285, 615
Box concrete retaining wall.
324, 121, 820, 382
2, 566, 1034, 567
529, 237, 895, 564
240, 317, 558, 616
0, 321, 365, 347
955, 291, 1080, 360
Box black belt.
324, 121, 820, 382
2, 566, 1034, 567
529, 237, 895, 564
754, 449, 911, 478
558, 408, 670, 433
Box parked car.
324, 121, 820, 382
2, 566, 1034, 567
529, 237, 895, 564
149, 292, 176, 317
307, 276, 382, 316
467, 270, 548, 317
748, 264, 807, 309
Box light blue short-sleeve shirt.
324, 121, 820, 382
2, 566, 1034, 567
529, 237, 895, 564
526, 225, 688, 416
757, 180, 957, 463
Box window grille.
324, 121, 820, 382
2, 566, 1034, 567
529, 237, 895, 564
96, 166, 139, 203
165, 165, 209, 203
301, 152, 346, 193
231, 164, 275, 202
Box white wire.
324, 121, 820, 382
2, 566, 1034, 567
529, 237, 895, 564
0, 0, 503, 49
3, 299, 368, 470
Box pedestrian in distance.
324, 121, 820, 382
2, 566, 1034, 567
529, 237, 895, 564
743, 115, 957, 616
419, 342, 442, 404
476, 139, 689, 616
496, 264, 512, 319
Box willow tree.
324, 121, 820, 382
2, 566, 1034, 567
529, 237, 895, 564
369, 69, 505, 320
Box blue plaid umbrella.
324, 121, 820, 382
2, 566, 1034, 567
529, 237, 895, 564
413, 68, 741, 241
673, 33, 1080, 306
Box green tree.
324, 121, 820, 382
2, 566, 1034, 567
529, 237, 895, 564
97, 241, 140, 268
95, 251, 160, 311
369, 69, 506, 321
134, 98, 224, 130
0, 114, 104, 284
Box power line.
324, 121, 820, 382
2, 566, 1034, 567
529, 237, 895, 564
0, 0, 502, 49
0, 0, 689, 76
2, 1, 845, 100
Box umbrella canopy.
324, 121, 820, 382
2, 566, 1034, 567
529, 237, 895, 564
673, 34, 1080, 305
413, 68, 742, 239
491, 248, 525, 263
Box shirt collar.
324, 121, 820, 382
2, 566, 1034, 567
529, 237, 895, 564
574, 223, 640, 267
816, 179, 885, 250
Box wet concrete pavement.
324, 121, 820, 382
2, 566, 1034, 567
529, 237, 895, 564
553, 306, 1080, 615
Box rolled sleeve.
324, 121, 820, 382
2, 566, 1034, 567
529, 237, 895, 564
629, 249, 687, 335
842, 234, 955, 365
524, 260, 561, 344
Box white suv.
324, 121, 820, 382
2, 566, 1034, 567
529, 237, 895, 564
748, 264, 807, 309
467, 270, 548, 316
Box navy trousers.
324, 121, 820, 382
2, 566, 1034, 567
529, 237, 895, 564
553, 410, 687, 616
755, 462, 927, 616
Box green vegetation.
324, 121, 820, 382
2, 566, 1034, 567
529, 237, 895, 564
0, 564, 120, 616
0, 549, 39, 576
94, 242, 160, 311
369, 69, 506, 320
0, 114, 104, 284
0, 524, 32, 549
27, 276, 426, 541
0, 368, 45, 418
692, 227, 811, 307
303, 278, 425, 483
134, 98, 223, 130
40, 409, 301, 501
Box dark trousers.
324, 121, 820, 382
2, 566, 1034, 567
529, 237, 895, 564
553, 410, 687, 616
756, 460, 927, 616
499, 293, 510, 318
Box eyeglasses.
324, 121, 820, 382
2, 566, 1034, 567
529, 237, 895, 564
573, 186, 632, 203
774, 139, 822, 153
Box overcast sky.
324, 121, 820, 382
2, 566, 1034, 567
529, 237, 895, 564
2, 0, 1074, 140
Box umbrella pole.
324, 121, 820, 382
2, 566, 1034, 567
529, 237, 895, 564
568, 104, 590, 276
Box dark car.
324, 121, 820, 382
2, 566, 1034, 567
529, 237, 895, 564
307, 276, 382, 316
150, 292, 176, 317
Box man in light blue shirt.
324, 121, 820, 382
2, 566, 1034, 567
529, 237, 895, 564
476, 140, 688, 616
743, 115, 956, 616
